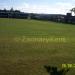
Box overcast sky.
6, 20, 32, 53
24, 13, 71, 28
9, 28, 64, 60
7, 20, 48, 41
0, 0, 75, 14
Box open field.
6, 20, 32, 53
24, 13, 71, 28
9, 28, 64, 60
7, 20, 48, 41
0, 18, 75, 75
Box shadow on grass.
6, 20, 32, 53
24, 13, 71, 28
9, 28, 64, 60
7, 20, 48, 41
44, 65, 70, 75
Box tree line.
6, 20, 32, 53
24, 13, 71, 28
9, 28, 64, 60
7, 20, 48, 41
0, 8, 75, 24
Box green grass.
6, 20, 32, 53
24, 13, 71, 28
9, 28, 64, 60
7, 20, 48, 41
0, 18, 75, 75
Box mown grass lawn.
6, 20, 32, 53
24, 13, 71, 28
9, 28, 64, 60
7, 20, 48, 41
0, 18, 75, 75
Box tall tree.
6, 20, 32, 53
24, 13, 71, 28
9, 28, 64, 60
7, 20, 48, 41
10, 7, 14, 12
70, 8, 75, 16
3, 8, 7, 12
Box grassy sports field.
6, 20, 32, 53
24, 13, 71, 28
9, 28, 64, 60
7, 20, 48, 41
0, 18, 75, 75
